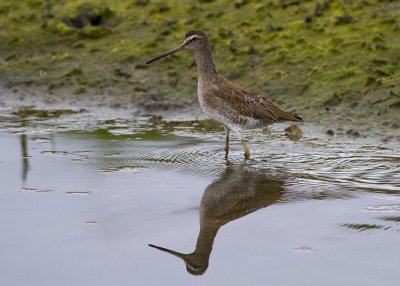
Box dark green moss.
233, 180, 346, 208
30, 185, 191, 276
0, 0, 399, 130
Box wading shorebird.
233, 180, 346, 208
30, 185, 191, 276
148, 163, 284, 275
146, 30, 303, 159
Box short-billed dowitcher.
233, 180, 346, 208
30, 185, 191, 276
149, 163, 283, 275
146, 30, 303, 159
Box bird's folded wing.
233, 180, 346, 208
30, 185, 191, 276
212, 79, 303, 122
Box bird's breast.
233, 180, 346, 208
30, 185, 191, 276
197, 85, 227, 127
197, 79, 215, 117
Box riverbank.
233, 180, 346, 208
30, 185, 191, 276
1, 0, 399, 138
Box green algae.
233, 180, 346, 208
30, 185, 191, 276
341, 223, 389, 232
11, 107, 85, 119
379, 216, 400, 223
0, 0, 400, 129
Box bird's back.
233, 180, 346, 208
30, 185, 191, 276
198, 75, 302, 129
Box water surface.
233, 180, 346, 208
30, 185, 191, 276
0, 107, 399, 286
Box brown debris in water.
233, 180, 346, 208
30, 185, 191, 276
284, 124, 303, 140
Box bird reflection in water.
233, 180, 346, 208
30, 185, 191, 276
149, 163, 284, 275
20, 133, 30, 183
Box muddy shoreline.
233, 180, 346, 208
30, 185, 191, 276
1, 1, 399, 139
1, 82, 398, 143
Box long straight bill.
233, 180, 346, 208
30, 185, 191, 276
148, 244, 186, 259
146, 45, 185, 64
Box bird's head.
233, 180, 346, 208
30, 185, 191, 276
146, 30, 209, 64
182, 30, 209, 51
148, 243, 209, 276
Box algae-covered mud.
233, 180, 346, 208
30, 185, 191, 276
1, 0, 400, 132
0, 106, 399, 285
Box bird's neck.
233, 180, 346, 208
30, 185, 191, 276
193, 221, 219, 258
194, 46, 217, 81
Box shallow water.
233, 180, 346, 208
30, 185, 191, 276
0, 107, 399, 286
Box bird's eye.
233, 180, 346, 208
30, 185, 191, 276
190, 37, 197, 42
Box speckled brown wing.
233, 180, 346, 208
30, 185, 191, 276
212, 77, 303, 123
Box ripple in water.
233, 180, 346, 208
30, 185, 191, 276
75, 120, 400, 194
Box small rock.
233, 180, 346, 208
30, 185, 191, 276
372, 57, 389, 65
346, 129, 360, 137
135, 63, 148, 69
285, 124, 303, 140
324, 93, 341, 106
114, 66, 131, 78
327, 129, 335, 136
73, 86, 87, 94
72, 40, 85, 49
349, 102, 358, 108
336, 13, 352, 24
143, 101, 184, 111
134, 86, 148, 92
266, 24, 284, 32
65, 67, 82, 77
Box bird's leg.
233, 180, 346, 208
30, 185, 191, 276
241, 140, 250, 159
240, 134, 250, 160
224, 126, 230, 157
